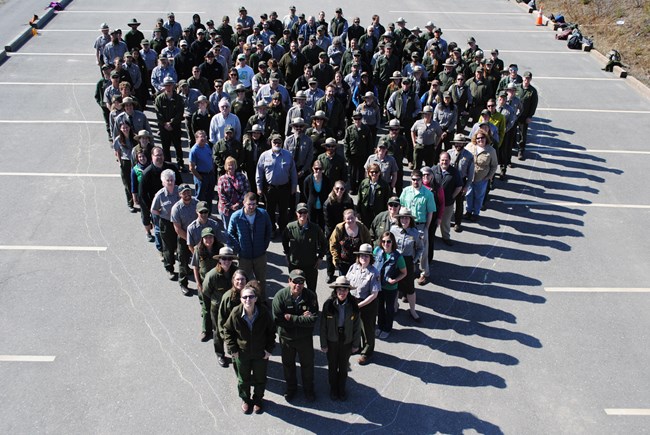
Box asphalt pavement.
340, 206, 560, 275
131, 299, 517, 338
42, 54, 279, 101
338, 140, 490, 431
0, 1, 649, 434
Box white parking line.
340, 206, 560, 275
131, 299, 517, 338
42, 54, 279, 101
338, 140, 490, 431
528, 147, 650, 155
605, 409, 650, 415
534, 77, 620, 81
0, 120, 104, 124
390, 11, 525, 15
7, 52, 94, 56
0, 82, 95, 86
503, 201, 650, 209
61, 10, 206, 14
546, 288, 650, 293
537, 108, 650, 114
0, 172, 119, 177
499, 50, 582, 54
0, 246, 108, 251
0, 355, 56, 362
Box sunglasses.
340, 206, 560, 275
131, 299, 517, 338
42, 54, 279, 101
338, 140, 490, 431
221, 257, 234, 261
334, 187, 345, 191
293, 279, 305, 285
369, 170, 379, 174
381, 239, 392, 244
241, 295, 257, 300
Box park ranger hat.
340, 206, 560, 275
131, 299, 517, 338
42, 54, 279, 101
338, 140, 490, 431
197, 95, 208, 103
506, 83, 517, 91
329, 276, 356, 289
213, 246, 238, 261
162, 76, 176, 85
122, 97, 135, 105
128, 18, 141, 26
391, 71, 403, 80
290, 117, 307, 127
134, 130, 153, 140
354, 243, 374, 256
293, 91, 307, 99
324, 137, 338, 147
100, 22, 109, 30
254, 100, 268, 108
249, 124, 263, 134
396, 207, 416, 219
388, 119, 402, 129
422, 105, 433, 114
452, 133, 468, 145
312, 110, 328, 120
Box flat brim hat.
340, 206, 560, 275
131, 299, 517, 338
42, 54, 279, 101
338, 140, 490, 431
323, 137, 338, 147
128, 18, 140, 26
443, 61, 454, 67
451, 133, 468, 144
122, 97, 135, 105
249, 124, 264, 133
391, 71, 403, 79
354, 243, 374, 256
213, 246, 239, 261
312, 110, 328, 120
134, 130, 153, 140
293, 91, 307, 99
328, 276, 356, 289
396, 207, 415, 219
364, 91, 375, 98
422, 105, 433, 114
100, 22, 109, 30
388, 119, 402, 129
290, 117, 307, 127
254, 100, 268, 108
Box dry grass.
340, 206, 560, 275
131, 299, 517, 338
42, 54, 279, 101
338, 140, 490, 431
540, 0, 650, 85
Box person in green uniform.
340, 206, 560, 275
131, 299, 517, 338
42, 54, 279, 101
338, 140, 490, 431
272, 270, 319, 402
319, 276, 361, 401
190, 227, 220, 342
201, 246, 238, 367
224, 283, 276, 415
217, 269, 249, 367
282, 203, 327, 291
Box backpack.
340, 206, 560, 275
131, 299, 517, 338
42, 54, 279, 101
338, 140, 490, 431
567, 30, 582, 50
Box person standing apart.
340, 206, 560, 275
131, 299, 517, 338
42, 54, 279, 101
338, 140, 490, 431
320, 276, 361, 401
272, 270, 319, 403
224, 283, 276, 414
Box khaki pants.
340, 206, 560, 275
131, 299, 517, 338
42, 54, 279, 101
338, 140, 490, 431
439, 204, 455, 241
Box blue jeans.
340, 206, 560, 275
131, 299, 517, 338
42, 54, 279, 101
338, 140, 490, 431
152, 214, 162, 252
194, 171, 216, 211
466, 179, 489, 215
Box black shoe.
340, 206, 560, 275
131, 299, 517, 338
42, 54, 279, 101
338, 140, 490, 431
200, 332, 212, 342
454, 224, 462, 233
330, 391, 339, 401
146, 233, 155, 242
518, 151, 525, 161
464, 211, 473, 220
180, 284, 191, 296
167, 270, 176, 280
443, 238, 453, 246
327, 275, 335, 284
339, 391, 347, 401
470, 214, 479, 222
217, 356, 228, 367
128, 206, 137, 213
284, 390, 296, 402
304, 391, 315, 403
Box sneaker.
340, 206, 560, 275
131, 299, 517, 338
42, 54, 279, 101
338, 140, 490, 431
146, 233, 155, 242
417, 275, 427, 286
378, 331, 390, 339
128, 206, 137, 213
180, 284, 191, 296
217, 356, 228, 368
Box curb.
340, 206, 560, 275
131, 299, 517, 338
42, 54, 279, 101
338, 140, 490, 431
510, 0, 650, 101
3, 0, 73, 54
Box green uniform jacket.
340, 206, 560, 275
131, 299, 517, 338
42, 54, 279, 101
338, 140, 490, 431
315, 97, 346, 138
319, 297, 361, 348
202, 266, 233, 304
357, 178, 391, 225
272, 286, 319, 342
344, 124, 373, 159
518, 85, 538, 120
213, 139, 244, 175
282, 221, 327, 268
218, 289, 240, 341
154, 91, 184, 128
224, 304, 276, 359
317, 152, 348, 183
373, 54, 401, 86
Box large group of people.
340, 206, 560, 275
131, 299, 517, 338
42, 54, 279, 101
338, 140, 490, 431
93, 6, 539, 413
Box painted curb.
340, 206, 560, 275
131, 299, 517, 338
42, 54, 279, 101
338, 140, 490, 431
4, 0, 74, 53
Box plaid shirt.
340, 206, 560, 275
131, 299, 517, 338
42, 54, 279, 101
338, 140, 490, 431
216, 172, 250, 216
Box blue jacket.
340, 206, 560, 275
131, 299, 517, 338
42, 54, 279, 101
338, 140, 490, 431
227, 208, 272, 259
